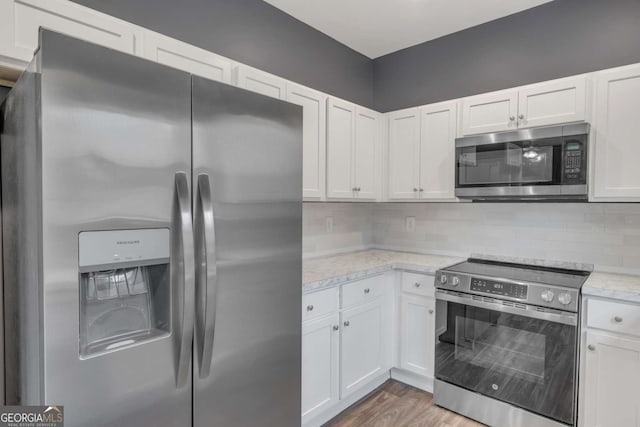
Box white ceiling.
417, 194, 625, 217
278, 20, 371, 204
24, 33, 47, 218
263, 0, 553, 58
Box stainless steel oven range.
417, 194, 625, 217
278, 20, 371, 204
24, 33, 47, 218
434, 259, 591, 427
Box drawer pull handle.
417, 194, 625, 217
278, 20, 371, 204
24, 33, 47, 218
414, 283, 421, 288
614, 316, 623, 323
343, 321, 350, 327
333, 325, 339, 331
588, 344, 596, 351
306, 305, 314, 312
428, 309, 434, 314
364, 288, 370, 294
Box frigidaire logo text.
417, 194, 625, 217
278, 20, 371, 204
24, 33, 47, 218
0, 405, 64, 426
116, 240, 141, 245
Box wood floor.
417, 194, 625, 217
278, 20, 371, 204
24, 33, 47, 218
324, 380, 485, 427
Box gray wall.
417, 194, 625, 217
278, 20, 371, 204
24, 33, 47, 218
71, 0, 374, 107
373, 0, 640, 112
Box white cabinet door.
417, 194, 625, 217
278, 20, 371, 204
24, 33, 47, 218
518, 76, 587, 129
287, 83, 327, 200
0, 0, 136, 67
388, 108, 420, 200
419, 101, 457, 201
232, 65, 286, 100
592, 64, 640, 201
302, 313, 340, 424
142, 30, 232, 83
326, 97, 356, 199
354, 107, 380, 200
582, 330, 640, 427
400, 295, 435, 378
461, 90, 518, 135
340, 300, 384, 398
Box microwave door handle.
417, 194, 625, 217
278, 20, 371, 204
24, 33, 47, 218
194, 174, 217, 379
173, 172, 195, 388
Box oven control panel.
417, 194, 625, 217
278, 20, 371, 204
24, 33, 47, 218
470, 277, 528, 299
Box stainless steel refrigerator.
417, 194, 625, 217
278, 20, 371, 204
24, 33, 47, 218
1, 30, 302, 427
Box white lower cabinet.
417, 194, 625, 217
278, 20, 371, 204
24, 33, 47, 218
582, 331, 640, 427
399, 294, 435, 378
340, 299, 386, 398
301, 276, 392, 425
302, 313, 340, 424
580, 297, 640, 427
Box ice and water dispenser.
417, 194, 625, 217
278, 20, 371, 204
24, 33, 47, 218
78, 229, 171, 357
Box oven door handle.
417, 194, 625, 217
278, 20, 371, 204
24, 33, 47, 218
435, 290, 577, 326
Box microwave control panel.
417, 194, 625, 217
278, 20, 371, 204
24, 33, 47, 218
563, 140, 585, 182
470, 277, 528, 299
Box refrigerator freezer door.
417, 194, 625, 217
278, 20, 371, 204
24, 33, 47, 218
3, 31, 194, 426
191, 77, 303, 427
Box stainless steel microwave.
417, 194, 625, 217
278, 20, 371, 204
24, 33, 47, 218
455, 123, 589, 201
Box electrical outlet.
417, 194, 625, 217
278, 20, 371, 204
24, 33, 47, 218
325, 216, 334, 233
405, 216, 416, 232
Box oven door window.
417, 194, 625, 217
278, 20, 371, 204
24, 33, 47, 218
457, 137, 562, 187
435, 299, 576, 425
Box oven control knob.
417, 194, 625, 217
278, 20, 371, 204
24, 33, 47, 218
558, 292, 572, 305
440, 275, 448, 284
451, 276, 460, 287
541, 290, 555, 302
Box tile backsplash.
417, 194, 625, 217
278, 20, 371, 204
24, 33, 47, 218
304, 202, 640, 273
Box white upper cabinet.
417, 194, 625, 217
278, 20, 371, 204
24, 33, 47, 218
419, 101, 457, 200
461, 76, 588, 135
326, 97, 356, 199
461, 89, 518, 135
592, 64, 640, 201
287, 83, 327, 200
517, 76, 587, 128
388, 108, 421, 200
388, 103, 457, 201
326, 97, 381, 200
0, 0, 137, 67
141, 30, 232, 83
354, 107, 381, 200
232, 64, 286, 100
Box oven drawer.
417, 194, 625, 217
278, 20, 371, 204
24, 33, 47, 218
302, 287, 338, 322
401, 272, 435, 298
587, 298, 640, 338
341, 274, 386, 308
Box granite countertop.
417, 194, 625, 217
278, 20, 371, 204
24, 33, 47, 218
303, 249, 640, 303
303, 249, 464, 293
583, 272, 640, 303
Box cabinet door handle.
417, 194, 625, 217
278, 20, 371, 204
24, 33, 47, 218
614, 316, 623, 323
414, 282, 421, 288
352, 187, 357, 191
364, 288, 370, 294
333, 325, 339, 331
518, 114, 525, 120
419, 188, 424, 192
306, 305, 314, 312
428, 309, 434, 314
343, 321, 350, 327
587, 344, 596, 351
509, 116, 515, 121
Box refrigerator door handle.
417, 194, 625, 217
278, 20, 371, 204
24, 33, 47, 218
194, 174, 217, 378
173, 172, 195, 388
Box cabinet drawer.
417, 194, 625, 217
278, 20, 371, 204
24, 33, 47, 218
302, 287, 338, 322
401, 272, 435, 298
341, 275, 386, 308
587, 298, 640, 338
